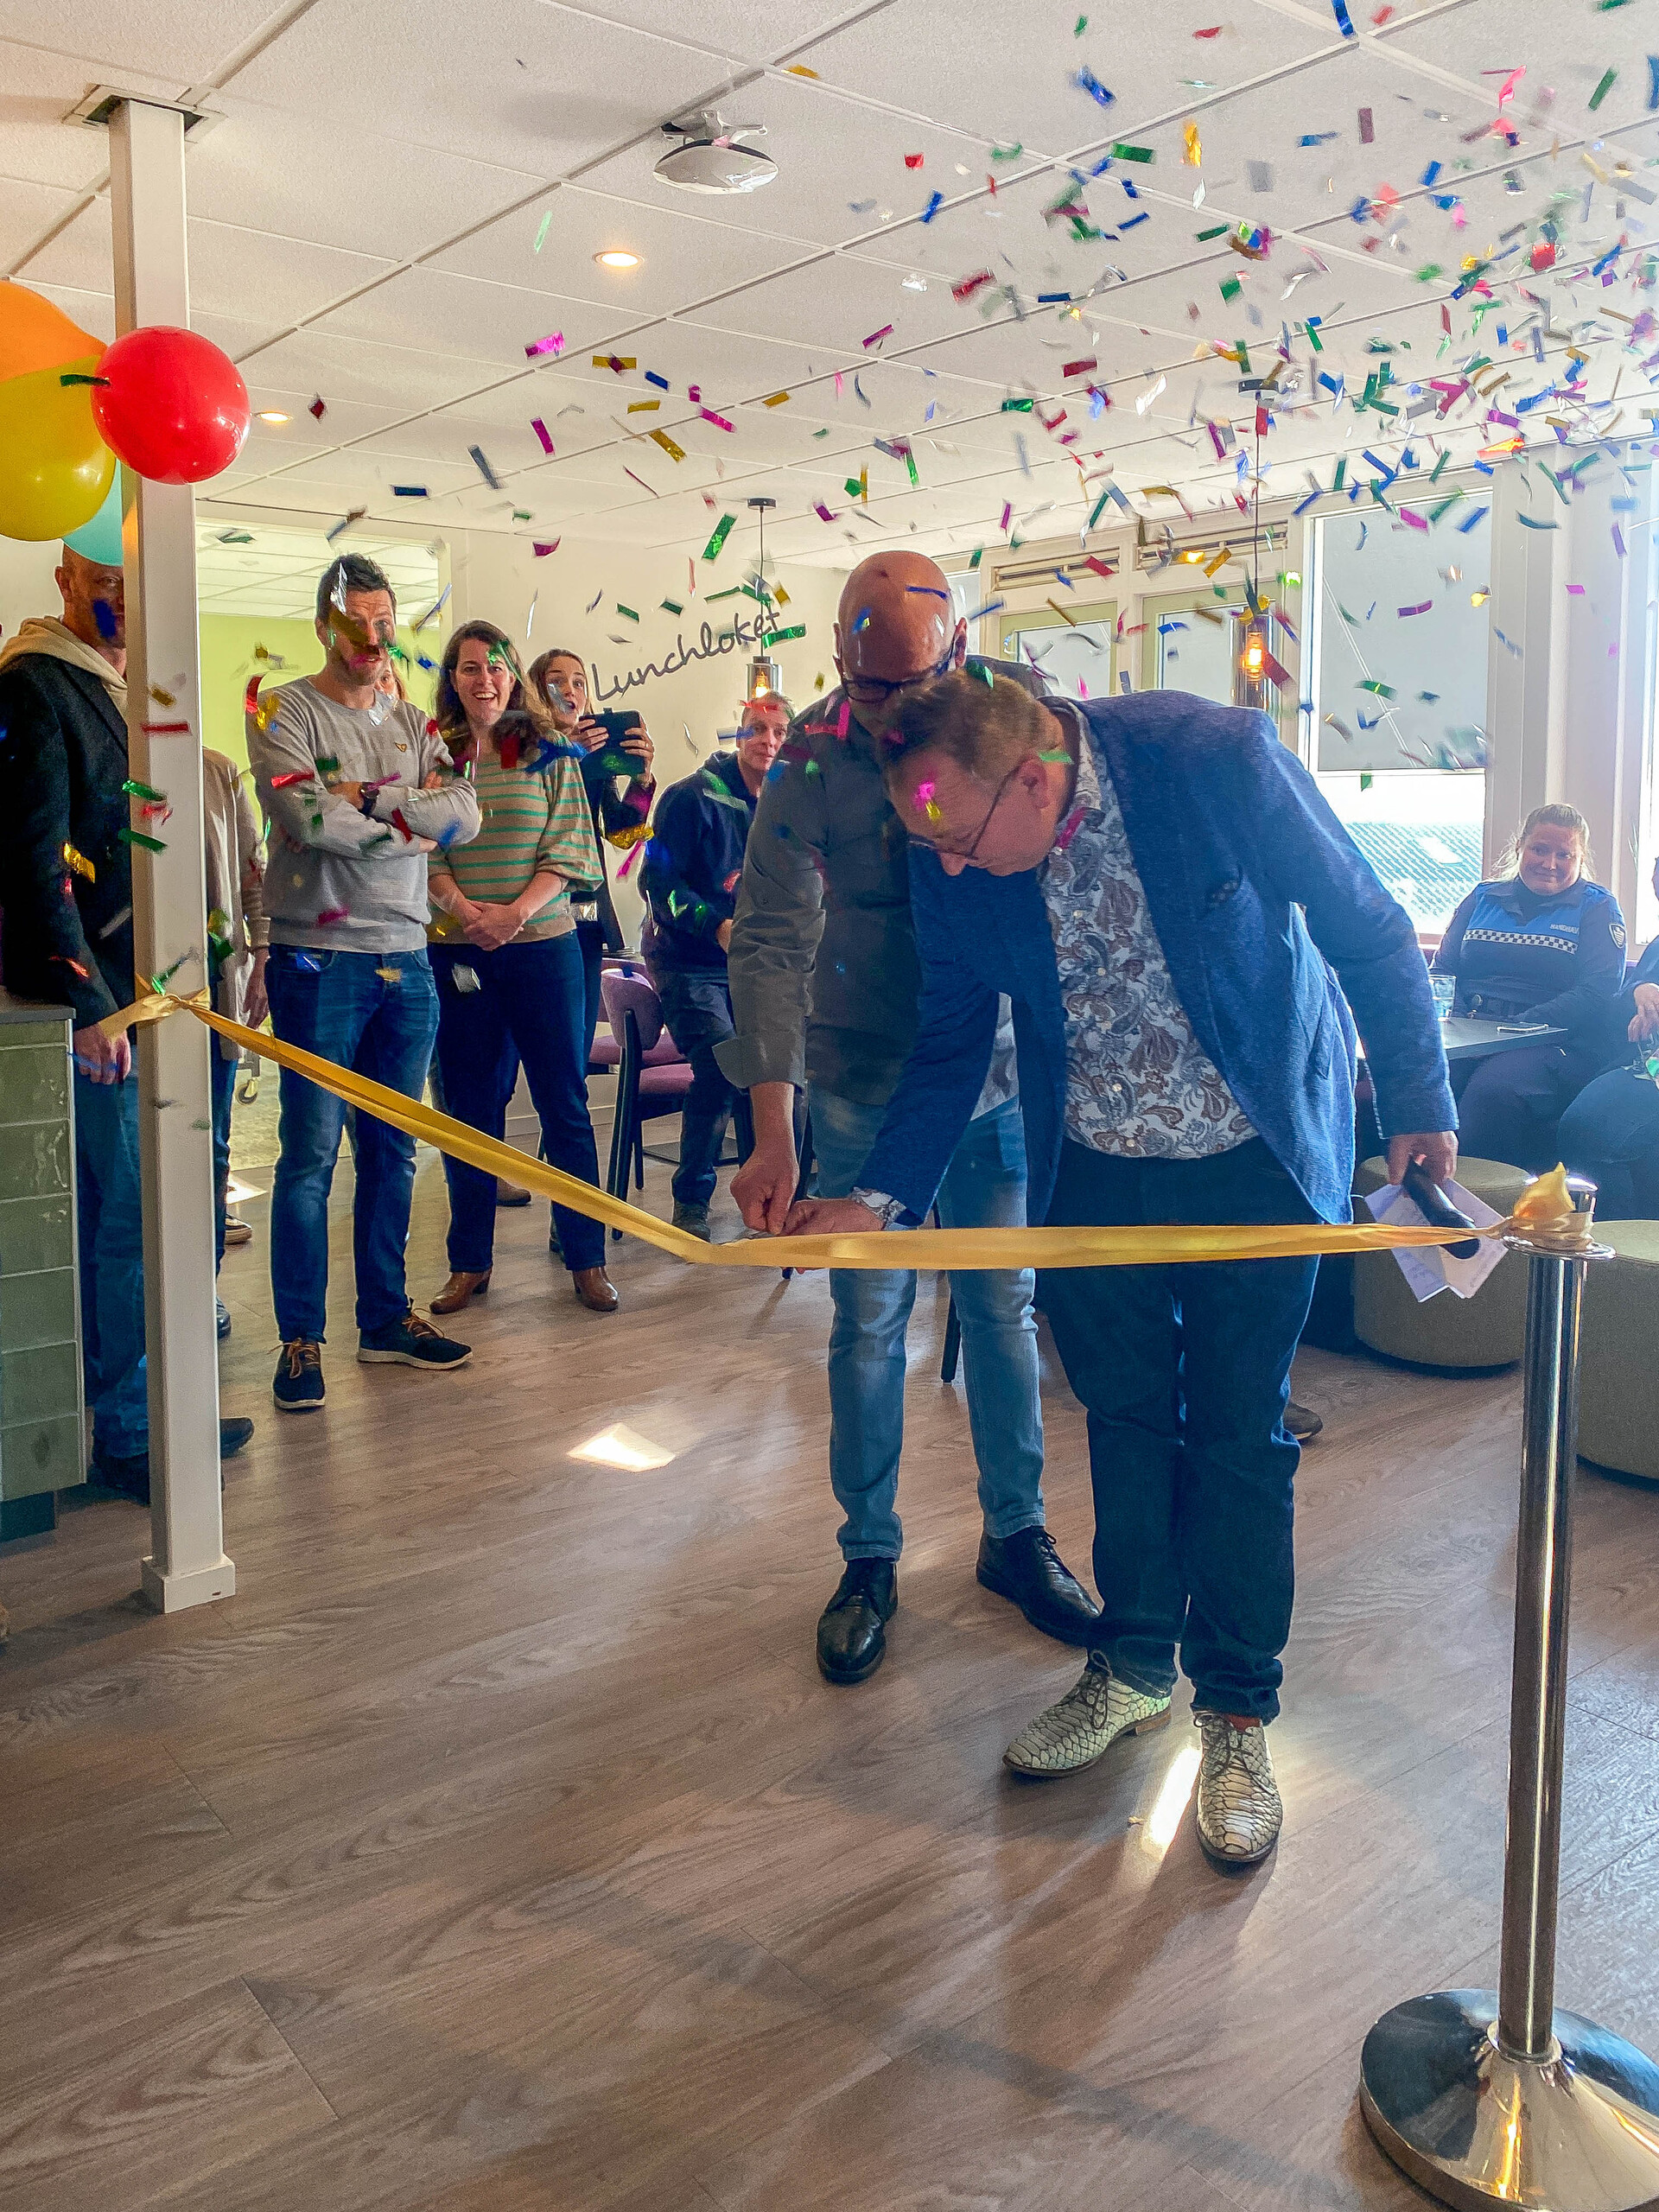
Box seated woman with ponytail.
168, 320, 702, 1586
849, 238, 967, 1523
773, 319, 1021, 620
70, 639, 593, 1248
1433, 804, 1626, 1171
425, 621, 620, 1316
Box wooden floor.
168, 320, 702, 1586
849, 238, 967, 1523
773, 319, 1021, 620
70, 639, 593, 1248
5, 1142, 1659, 2212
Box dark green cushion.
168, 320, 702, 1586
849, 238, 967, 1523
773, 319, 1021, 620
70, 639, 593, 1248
1579, 1224, 1659, 1481
1350, 1156, 1529, 1370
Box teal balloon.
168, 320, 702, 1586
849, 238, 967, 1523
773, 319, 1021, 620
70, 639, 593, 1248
62, 469, 124, 564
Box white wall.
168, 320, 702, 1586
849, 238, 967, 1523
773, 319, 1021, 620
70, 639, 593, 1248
0, 536, 63, 642
446, 528, 847, 944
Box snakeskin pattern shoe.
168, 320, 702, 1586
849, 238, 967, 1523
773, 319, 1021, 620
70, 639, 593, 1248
1194, 1714, 1282, 1866
1003, 1664, 1173, 1777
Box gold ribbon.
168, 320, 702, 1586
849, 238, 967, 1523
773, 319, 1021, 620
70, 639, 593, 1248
103, 991, 1558, 1271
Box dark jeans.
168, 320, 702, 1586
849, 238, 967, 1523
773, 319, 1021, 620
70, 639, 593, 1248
210, 1039, 236, 1274
75, 1055, 148, 1458
1039, 1136, 1319, 1724
652, 967, 754, 1208
266, 945, 438, 1342
432, 935, 605, 1275
1560, 1066, 1659, 1217
1454, 1043, 1603, 1173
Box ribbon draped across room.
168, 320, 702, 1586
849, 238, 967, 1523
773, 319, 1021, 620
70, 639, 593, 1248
105, 989, 1583, 1271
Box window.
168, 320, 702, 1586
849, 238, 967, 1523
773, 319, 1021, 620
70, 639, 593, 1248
1311, 507, 1491, 935
996, 603, 1116, 700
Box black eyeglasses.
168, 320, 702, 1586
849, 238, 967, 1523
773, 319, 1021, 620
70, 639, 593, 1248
841, 645, 957, 708
904, 761, 1024, 865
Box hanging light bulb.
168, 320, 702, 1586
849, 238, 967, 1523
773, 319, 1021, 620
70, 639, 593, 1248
746, 495, 779, 701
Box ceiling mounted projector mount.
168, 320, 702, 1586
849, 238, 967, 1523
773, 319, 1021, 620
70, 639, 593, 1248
655, 106, 776, 194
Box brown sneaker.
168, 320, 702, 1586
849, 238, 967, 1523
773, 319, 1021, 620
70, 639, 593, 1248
431, 1269, 491, 1315
572, 1266, 620, 1313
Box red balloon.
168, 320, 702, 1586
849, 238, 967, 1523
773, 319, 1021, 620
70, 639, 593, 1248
91, 325, 250, 485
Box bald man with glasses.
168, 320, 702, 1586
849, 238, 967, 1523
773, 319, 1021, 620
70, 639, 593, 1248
717, 554, 1097, 1684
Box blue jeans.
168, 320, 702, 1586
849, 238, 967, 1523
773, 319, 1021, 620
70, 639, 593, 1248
653, 968, 753, 1208
432, 936, 604, 1275
809, 1085, 1046, 1561
1560, 1067, 1659, 1218
266, 946, 438, 1342
1039, 1136, 1319, 1724
210, 1036, 236, 1274
75, 1056, 149, 1458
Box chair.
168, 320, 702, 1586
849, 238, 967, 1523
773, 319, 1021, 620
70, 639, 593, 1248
1577, 1222, 1659, 1484
599, 971, 693, 1237
1350, 1154, 1530, 1370
588, 956, 640, 1080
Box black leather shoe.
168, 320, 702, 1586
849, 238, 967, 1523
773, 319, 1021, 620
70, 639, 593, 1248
817, 1559, 898, 1684
977, 1527, 1100, 1647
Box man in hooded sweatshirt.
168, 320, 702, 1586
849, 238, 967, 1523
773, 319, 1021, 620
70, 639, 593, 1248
0, 546, 252, 1497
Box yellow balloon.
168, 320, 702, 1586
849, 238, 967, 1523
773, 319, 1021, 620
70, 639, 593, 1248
0, 355, 116, 542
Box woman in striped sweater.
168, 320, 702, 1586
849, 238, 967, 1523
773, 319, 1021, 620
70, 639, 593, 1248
426, 621, 619, 1314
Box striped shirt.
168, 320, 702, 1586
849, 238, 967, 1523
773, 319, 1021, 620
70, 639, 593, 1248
428, 745, 601, 943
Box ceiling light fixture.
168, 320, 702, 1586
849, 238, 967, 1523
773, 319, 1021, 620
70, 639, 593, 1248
256, 410, 289, 424
594, 249, 640, 269
655, 105, 777, 194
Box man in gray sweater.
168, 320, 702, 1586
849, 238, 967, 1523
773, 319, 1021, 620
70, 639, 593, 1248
249, 554, 480, 1413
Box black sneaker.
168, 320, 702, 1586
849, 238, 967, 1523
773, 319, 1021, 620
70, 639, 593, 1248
357, 1312, 472, 1372
274, 1337, 325, 1413
216, 1297, 232, 1341
220, 1417, 254, 1458
91, 1444, 149, 1503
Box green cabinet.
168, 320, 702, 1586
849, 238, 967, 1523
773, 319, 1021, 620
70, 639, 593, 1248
0, 994, 84, 1510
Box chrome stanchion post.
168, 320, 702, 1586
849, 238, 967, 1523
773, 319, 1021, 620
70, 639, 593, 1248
1359, 1178, 1659, 2212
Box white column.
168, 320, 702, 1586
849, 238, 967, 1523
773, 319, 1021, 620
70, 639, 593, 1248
1485, 448, 1659, 920
108, 99, 233, 1611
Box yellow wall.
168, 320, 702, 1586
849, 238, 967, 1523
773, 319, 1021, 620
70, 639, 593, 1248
198, 615, 439, 772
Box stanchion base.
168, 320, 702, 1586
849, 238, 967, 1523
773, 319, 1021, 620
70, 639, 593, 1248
1359, 1992, 1659, 2211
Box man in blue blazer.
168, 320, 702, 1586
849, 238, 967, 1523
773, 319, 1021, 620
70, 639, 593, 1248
784, 668, 1456, 1866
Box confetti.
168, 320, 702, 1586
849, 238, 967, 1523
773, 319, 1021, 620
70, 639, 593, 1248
391, 485, 427, 498
1074, 66, 1115, 105
1589, 67, 1617, 111
533, 540, 560, 556
1398, 600, 1433, 617
905, 153, 925, 168
593, 354, 637, 372
1110, 142, 1154, 163
699, 407, 735, 432
61, 842, 94, 880
920, 191, 944, 222
524, 329, 564, 359
1184, 122, 1202, 166
308, 394, 326, 421
1331, 0, 1356, 33
325, 505, 367, 543
649, 428, 686, 461
702, 512, 736, 561
533, 211, 551, 252
762, 391, 790, 407
616, 604, 639, 622
862, 324, 894, 348
1357, 106, 1374, 143
468, 446, 502, 490
119, 828, 167, 852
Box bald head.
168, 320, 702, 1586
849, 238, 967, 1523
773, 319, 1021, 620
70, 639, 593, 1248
835, 553, 966, 733
55, 544, 126, 665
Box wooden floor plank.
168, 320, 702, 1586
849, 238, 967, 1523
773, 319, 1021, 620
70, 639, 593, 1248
2, 1153, 1656, 2209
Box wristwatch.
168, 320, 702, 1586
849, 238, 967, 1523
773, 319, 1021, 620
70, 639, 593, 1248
358, 785, 381, 819
849, 1187, 915, 1230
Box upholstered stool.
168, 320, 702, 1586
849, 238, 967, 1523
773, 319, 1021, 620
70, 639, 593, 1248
1350, 1155, 1529, 1370
1578, 1221, 1659, 1484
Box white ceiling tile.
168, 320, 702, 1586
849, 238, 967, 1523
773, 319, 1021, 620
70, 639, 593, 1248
793, 0, 1342, 159
558, 0, 855, 66
232, 327, 491, 411
308, 265, 625, 370
0, 0, 275, 83
0, 41, 178, 194
229, 0, 734, 176
424, 181, 820, 314
185, 98, 542, 262
0, 177, 80, 270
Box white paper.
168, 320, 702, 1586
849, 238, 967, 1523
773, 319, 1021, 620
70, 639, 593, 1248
1363, 1179, 1507, 1302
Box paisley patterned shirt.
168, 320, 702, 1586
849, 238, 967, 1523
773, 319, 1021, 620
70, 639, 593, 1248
1042, 709, 1256, 1159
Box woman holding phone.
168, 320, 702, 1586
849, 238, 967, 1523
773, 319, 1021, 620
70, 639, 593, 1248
528, 649, 655, 1061
427, 622, 619, 1314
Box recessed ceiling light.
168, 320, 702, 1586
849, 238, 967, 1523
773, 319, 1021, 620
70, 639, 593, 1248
256, 409, 290, 424
595, 249, 640, 269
